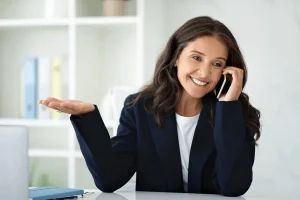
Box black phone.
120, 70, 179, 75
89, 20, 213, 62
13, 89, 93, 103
215, 74, 232, 98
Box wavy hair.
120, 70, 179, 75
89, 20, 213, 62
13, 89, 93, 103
130, 16, 261, 142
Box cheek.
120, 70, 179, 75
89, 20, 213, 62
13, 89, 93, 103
177, 66, 190, 80
211, 71, 223, 87
177, 62, 197, 78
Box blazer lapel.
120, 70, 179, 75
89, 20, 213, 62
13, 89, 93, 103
188, 103, 215, 193
146, 111, 183, 191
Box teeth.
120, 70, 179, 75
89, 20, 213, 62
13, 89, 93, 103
191, 77, 208, 86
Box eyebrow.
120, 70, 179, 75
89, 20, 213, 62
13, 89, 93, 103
190, 50, 227, 62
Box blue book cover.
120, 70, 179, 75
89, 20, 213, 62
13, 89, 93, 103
29, 187, 84, 200
23, 57, 38, 119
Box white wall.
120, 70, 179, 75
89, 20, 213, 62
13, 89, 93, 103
142, 0, 167, 85
143, 0, 300, 196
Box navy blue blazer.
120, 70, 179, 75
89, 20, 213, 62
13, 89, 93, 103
70, 93, 255, 197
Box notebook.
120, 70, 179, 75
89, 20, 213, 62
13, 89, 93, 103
29, 187, 84, 200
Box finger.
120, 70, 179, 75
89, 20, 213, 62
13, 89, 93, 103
223, 67, 243, 75
224, 66, 243, 70
223, 68, 243, 77
223, 69, 238, 75
56, 106, 74, 114
223, 69, 240, 81
60, 101, 79, 111
223, 69, 243, 87
48, 101, 62, 111
42, 97, 61, 107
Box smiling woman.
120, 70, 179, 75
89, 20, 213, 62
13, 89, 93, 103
131, 16, 260, 134
175, 36, 227, 102
40, 16, 261, 197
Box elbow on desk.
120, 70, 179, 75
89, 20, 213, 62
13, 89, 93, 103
220, 178, 252, 197
97, 185, 117, 193
96, 183, 118, 193
95, 179, 126, 193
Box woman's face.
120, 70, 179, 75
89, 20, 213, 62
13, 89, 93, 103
175, 36, 228, 99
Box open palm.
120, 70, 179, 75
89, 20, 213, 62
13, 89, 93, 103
38, 97, 95, 116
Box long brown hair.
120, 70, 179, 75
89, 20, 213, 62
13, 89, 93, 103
130, 16, 261, 142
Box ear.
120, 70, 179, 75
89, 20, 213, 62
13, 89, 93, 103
175, 58, 179, 67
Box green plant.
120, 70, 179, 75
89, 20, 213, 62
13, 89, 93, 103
29, 158, 53, 187
36, 173, 53, 187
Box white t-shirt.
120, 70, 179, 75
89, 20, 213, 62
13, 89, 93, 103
175, 112, 200, 192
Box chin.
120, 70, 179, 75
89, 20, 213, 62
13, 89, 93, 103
185, 88, 207, 99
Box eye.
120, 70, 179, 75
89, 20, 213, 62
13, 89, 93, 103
192, 56, 201, 61
213, 62, 222, 67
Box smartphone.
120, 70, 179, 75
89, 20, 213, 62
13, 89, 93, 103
215, 74, 232, 99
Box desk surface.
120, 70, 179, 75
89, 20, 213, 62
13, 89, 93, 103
79, 190, 299, 200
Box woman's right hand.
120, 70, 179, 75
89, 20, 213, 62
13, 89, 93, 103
38, 97, 95, 116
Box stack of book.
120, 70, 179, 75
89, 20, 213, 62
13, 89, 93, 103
21, 56, 68, 119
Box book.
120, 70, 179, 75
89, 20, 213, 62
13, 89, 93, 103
37, 57, 51, 119
23, 57, 38, 119
29, 187, 84, 200
51, 56, 62, 119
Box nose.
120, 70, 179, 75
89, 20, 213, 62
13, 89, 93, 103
197, 64, 211, 78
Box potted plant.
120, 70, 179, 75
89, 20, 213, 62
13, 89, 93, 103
103, 0, 129, 16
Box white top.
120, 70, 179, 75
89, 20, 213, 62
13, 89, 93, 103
175, 112, 200, 192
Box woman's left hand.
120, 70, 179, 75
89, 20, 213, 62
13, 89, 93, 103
218, 66, 244, 101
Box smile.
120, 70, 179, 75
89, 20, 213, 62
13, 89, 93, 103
190, 76, 208, 86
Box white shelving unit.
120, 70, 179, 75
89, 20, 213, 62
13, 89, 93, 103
0, 0, 145, 189
0, 119, 70, 127
0, 0, 170, 190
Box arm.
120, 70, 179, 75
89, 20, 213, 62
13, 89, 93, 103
214, 100, 256, 197
70, 95, 136, 192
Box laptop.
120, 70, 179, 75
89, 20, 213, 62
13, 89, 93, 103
0, 125, 28, 200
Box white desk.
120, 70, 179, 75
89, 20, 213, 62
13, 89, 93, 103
28, 184, 300, 200
79, 190, 299, 200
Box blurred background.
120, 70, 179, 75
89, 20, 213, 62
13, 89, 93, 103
0, 0, 299, 196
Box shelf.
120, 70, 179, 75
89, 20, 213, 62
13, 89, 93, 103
0, 17, 138, 28
75, 151, 83, 158
0, 119, 70, 127
0, 118, 115, 128
0, 19, 69, 27
29, 150, 87, 159
29, 149, 69, 158
76, 16, 137, 25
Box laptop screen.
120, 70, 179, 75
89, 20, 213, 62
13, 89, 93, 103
0, 125, 28, 200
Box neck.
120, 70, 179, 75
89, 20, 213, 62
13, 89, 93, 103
176, 91, 202, 117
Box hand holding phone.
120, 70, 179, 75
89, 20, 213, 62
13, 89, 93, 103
216, 75, 226, 99
217, 66, 244, 101
215, 74, 232, 99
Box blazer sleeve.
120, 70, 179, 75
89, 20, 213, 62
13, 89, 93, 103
213, 100, 256, 197
70, 95, 137, 192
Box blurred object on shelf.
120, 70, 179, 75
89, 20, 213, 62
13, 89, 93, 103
44, 0, 68, 19
111, 86, 134, 135
103, 0, 128, 16
100, 88, 114, 122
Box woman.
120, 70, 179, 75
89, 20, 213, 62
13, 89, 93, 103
39, 16, 261, 197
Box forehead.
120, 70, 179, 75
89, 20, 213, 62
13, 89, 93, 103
184, 36, 228, 58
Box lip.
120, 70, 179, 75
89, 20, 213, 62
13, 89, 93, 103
189, 76, 209, 84
190, 76, 209, 86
